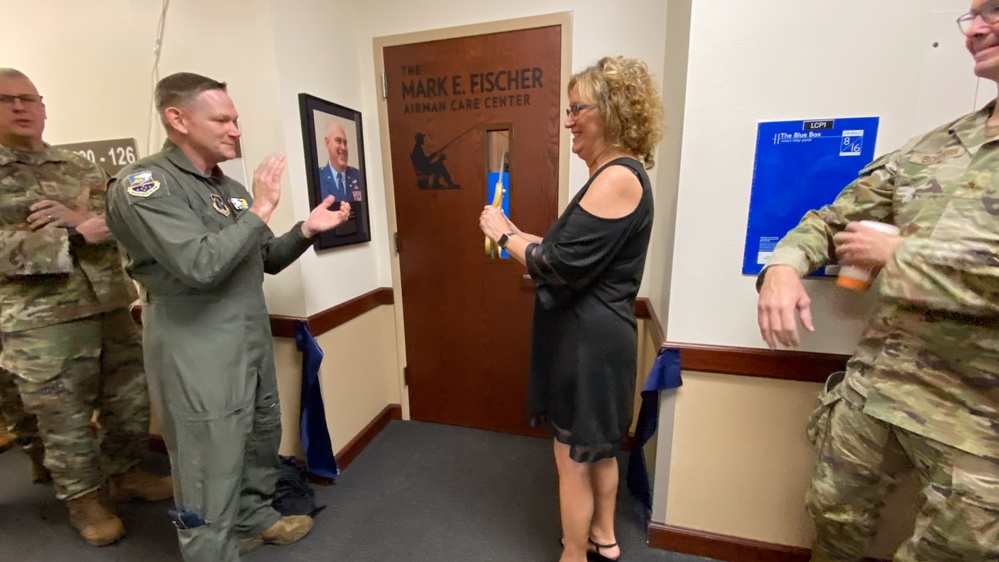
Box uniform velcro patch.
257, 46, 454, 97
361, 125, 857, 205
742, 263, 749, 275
124, 171, 160, 197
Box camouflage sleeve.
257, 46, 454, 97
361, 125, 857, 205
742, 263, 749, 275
0, 226, 73, 277
107, 168, 270, 291
879, 237, 999, 316
260, 222, 313, 275
756, 150, 900, 288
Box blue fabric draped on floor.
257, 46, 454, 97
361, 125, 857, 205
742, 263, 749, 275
627, 346, 682, 513
295, 320, 339, 480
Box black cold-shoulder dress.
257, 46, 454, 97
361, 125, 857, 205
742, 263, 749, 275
524, 157, 654, 463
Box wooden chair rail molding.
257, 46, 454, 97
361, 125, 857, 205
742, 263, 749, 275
130, 287, 395, 338
131, 292, 846, 382
633, 297, 850, 384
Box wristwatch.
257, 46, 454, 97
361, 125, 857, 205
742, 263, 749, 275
497, 231, 516, 249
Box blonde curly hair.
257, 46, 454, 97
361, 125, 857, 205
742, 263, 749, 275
569, 56, 664, 170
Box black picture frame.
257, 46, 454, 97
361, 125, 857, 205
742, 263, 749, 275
298, 93, 371, 249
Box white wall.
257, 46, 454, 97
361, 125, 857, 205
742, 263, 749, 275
352, 0, 670, 298
667, 0, 980, 352
4, 0, 676, 315
267, 0, 392, 315
2, 0, 312, 316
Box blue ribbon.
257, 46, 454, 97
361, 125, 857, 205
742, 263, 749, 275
627, 347, 682, 512
295, 320, 339, 480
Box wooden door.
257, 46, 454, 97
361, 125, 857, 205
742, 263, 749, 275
383, 26, 561, 435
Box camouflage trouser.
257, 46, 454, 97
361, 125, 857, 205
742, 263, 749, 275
0, 344, 39, 445
0, 307, 150, 500
807, 376, 999, 562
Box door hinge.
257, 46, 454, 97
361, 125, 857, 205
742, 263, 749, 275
381, 72, 388, 100
393, 231, 400, 254
403, 366, 409, 386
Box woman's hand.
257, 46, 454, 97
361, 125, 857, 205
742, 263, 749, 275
479, 206, 510, 242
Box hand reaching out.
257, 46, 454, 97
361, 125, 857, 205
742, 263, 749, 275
302, 196, 351, 238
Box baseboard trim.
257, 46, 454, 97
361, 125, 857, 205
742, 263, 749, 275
146, 403, 403, 471
647, 522, 811, 562
334, 403, 403, 471
647, 522, 889, 562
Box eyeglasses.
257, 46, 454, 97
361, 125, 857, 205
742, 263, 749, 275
957, 0, 999, 33
565, 103, 593, 117
0, 94, 43, 106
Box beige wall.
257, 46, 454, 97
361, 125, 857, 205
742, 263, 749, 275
275, 305, 400, 458
147, 303, 399, 461
3, 0, 950, 555
663, 371, 918, 557
652, 0, 972, 554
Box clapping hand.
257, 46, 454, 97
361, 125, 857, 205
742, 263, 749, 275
302, 196, 351, 238
249, 154, 285, 222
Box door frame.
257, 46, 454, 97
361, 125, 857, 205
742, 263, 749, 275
373, 13, 573, 420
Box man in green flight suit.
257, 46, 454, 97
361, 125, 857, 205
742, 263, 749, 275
106, 72, 350, 562
757, 2, 999, 560
0, 68, 172, 547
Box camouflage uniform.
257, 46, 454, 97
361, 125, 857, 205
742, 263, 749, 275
106, 140, 315, 562
0, 340, 40, 447
763, 104, 999, 561
0, 144, 149, 500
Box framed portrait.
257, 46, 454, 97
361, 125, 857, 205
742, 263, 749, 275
298, 93, 371, 249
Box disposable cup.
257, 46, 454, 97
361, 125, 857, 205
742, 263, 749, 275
836, 221, 900, 292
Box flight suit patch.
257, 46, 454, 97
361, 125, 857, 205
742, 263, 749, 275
229, 198, 248, 211
210, 194, 230, 216
124, 171, 160, 197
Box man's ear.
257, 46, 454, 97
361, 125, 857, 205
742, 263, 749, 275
164, 107, 188, 135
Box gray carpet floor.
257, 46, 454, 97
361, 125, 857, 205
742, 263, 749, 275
0, 420, 718, 561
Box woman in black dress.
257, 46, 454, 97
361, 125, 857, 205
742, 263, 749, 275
479, 56, 663, 562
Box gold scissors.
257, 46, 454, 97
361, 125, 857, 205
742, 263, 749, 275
485, 151, 507, 258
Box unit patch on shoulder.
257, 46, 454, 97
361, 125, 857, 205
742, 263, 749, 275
124, 171, 160, 197
210, 193, 231, 216
229, 198, 249, 211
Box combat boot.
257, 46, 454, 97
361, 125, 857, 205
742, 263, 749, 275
0, 424, 13, 453
24, 437, 51, 484
108, 467, 173, 502
239, 515, 314, 554
66, 490, 125, 546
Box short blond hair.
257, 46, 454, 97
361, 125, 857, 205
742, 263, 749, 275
569, 56, 664, 169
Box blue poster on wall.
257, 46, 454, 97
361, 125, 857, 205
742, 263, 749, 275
742, 117, 879, 275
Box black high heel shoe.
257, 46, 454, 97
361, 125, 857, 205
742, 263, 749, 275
586, 538, 621, 561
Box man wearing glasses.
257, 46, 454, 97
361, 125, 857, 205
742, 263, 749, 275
0, 68, 172, 547
757, 2, 999, 560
